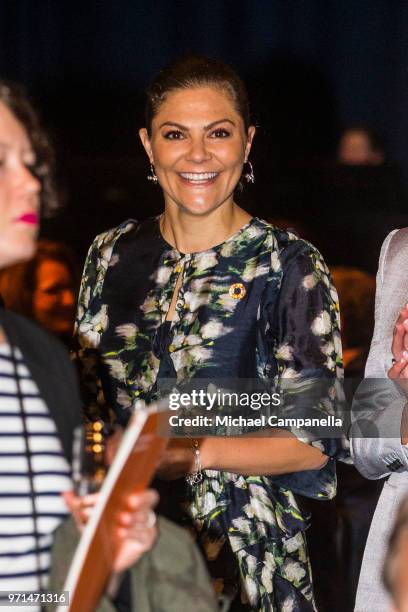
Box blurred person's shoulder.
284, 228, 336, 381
380, 228, 408, 276
0, 308, 70, 359
0, 308, 80, 394
385, 227, 408, 255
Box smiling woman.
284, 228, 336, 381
74, 55, 347, 611
139, 85, 255, 225
0, 83, 77, 607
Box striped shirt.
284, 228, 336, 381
0, 344, 71, 610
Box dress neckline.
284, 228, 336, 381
157, 215, 258, 257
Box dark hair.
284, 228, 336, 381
0, 81, 58, 217
145, 55, 251, 134
0, 240, 79, 319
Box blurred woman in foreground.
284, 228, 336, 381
0, 82, 159, 608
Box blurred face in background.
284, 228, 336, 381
0, 100, 41, 269
338, 129, 384, 166
32, 258, 76, 336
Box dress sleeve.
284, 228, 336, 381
269, 239, 346, 457
274, 239, 342, 376
72, 230, 116, 424
267, 239, 348, 498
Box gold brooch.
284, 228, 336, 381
229, 282, 246, 300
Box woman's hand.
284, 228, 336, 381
156, 438, 197, 480
63, 490, 99, 528
388, 306, 408, 444
388, 305, 408, 383
111, 489, 159, 572
63, 489, 159, 572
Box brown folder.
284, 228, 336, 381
61, 400, 170, 612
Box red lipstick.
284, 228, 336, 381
17, 212, 39, 225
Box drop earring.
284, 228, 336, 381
244, 160, 255, 183
147, 163, 158, 183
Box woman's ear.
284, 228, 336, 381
245, 125, 256, 160
139, 128, 154, 164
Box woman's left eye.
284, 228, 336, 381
209, 128, 230, 138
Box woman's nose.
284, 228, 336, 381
61, 288, 75, 307
186, 137, 211, 163
17, 162, 41, 195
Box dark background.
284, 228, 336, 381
0, 5, 402, 611
2, 0, 408, 269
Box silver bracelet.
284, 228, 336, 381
186, 439, 203, 485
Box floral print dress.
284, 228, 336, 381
74, 216, 345, 611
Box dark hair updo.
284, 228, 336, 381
145, 55, 251, 135
0, 81, 57, 217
